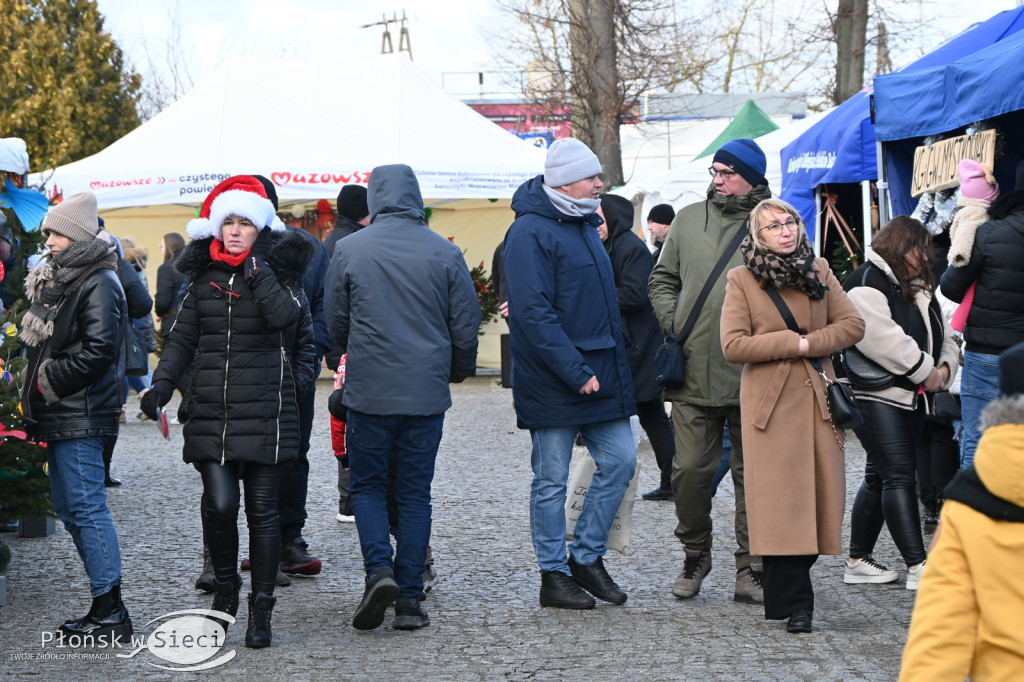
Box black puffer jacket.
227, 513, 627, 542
941, 190, 1024, 355
601, 194, 663, 403
153, 230, 316, 465
155, 253, 187, 337
24, 267, 127, 442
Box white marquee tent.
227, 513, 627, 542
31, 55, 547, 208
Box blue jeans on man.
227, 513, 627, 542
960, 350, 1001, 467
47, 436, 123, 597
347, 409, 444, 599
530, 418, 636, 572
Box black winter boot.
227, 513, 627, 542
195, 543, 215, 592
60, 585, 133, 644
245, 592, 276, 648
208, 574, 243, 632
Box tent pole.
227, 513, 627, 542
875, 139, 891, 227
861, 180, 872, 249
814, 187, 822, 256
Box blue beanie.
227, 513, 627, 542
713, 138, 767, 187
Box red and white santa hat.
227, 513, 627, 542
186, 175, 286, 240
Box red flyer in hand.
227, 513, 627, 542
156, 406, 170, 440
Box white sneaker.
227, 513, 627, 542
844, 556, 900, 584
335, 513, 355, 523
906, 562, 926, 591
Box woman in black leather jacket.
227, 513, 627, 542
841, 216, 959, 591
141, 176, 315, 648
21, 192, 133, 644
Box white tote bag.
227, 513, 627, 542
563, 419, 641, 555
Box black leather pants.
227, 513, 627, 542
196, 461, 282, 594
848, 400, 927, 567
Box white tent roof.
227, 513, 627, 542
613, 108, 831, 219
31, 55, 547, 208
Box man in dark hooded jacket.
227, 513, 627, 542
504, 138, 637, 611
325, 164, 480, 632
598, 194, 676, 501
324, 184, 370, 257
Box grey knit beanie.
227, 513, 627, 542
543, 138, 602, 187
41, 192, 101, 242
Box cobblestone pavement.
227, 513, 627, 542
1, 376, 917, 681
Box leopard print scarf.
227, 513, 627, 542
741, 235, 825, 300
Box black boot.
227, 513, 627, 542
539, 571, 595, 609
208, 574, 243, 632
60, 585, 133, 644
103, 454, 121, 487
245, 592, 275, 648
568, 555, 627, 604
195, 543, 215, 593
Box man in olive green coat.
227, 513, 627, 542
648, 138, 771, 604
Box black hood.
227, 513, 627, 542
600, 193, 636, 248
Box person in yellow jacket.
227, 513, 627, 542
899, 340, 1024, 681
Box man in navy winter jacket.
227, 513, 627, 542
503, 138, 637, 610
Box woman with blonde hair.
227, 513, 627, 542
721, 197, 864, 633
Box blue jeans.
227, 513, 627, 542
279, 385, 315, 544
47, 437, 123, 596
347, 409, 444, 599
960, 351, 1001, 467
530, 418, 636, 572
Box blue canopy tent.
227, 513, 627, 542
779, 89, 875, 243
780, 6, 1024, 246
874, 8, 1024, 217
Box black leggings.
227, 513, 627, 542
917, 419, 959, 510
849, 400, 927, 567
196, 461, 283, 594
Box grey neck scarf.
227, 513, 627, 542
542, 185, 600, 218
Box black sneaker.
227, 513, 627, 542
641, 486, 673, 501
393, 597, 430, 630
923, 510, 940, 534
352, 568, 400, 630
280, 540, 322, 576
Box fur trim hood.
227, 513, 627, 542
976, 394, 1024, 508
176, 229, 314, 288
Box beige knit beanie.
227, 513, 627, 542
41, 192, 101, 242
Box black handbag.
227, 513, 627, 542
654, 333, 686, 388
838, 345, 894, 391
765, 287, 864, 430
654, 219, 747, 388
125, 324, 150, 377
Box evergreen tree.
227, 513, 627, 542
0, 0, 142, 172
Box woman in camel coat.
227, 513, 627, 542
721, 198, 864, 634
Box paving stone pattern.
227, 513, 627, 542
0, 376, 917, 680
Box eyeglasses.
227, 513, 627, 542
708, 166, 737, 180
759, 217, 799, 235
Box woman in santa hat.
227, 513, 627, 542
141, 175, 316, 648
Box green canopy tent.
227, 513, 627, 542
693, 99, 780, 160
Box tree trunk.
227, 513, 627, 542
568, 0, 624, 186
834, 0, 869, 104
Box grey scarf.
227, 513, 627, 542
542, 185, 601, 217
21, 239, 117, 347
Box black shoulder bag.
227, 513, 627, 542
764, 286, 864, 431
838, 264, 894, 390
654, 219, 747, 388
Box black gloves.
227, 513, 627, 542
244, 228, 274, 282
140, 379, 174, 420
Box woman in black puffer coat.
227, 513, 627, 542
142, 176, 316, 649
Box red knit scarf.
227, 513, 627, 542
209, 239, 250, 267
